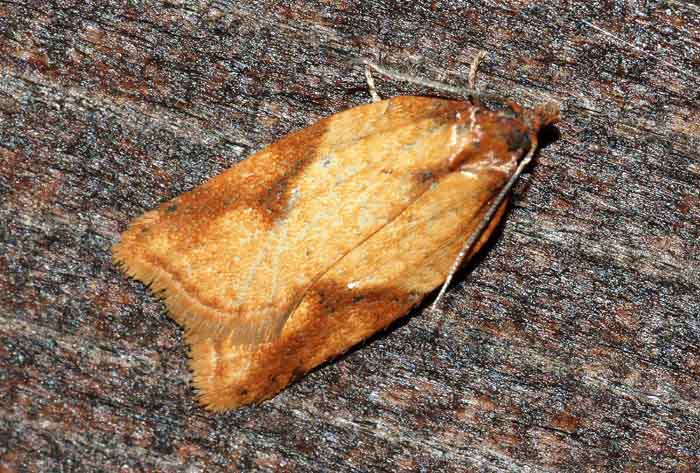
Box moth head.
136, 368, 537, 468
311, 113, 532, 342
525, 101, 561, 135
503, 100, 560, 160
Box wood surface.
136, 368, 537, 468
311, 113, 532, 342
1, 1, 698, 471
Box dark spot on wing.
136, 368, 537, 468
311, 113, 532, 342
505, 125, 531, 152
419, 170, 434, 182
151, 114, 331, 248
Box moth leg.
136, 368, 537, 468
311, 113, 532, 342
364, 66, 382, 103
468, 50, 487, 91
468, 50, 487, 107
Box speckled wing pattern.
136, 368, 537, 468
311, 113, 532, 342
113, 96, 552, 410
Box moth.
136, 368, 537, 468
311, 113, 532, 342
113, 55, 559, 411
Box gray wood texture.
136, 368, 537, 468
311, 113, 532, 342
1, 1, 698, 471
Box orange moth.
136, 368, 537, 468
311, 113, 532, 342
113, 55, 559, 411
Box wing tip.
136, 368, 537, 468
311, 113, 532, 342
187, 336, 289, 411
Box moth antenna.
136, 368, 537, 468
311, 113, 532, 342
430, 140, 538, 334
355, 55, 499, 104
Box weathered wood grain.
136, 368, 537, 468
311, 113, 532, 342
1, 1, 698, 471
